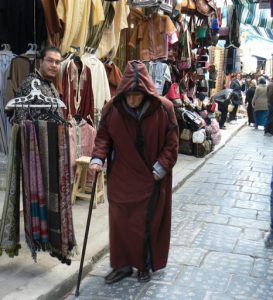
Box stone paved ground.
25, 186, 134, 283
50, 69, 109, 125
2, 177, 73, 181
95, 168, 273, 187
64, 126, 273, 300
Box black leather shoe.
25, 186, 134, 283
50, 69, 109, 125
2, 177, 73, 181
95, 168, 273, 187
104, 268, 133, 284
137, 270, 151, 283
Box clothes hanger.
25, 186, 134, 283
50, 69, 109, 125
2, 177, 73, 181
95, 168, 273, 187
5, 79, 67, 109
0, 43, 12, 55
25, 43, 38, 55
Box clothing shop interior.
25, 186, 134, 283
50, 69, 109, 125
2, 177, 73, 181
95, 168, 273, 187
0, 0, 272, 264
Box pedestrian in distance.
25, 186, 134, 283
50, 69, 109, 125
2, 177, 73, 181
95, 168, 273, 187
252, 76, 268, 130
245, 79, 256, 126
90, 60, 179, 284
265, 79, 273, 136
229, 73, 243, 123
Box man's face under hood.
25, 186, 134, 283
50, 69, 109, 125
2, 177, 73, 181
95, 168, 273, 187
125, 91, 144, 108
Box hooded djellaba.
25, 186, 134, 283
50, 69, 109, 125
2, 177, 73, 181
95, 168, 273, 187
91, 60, 179, 282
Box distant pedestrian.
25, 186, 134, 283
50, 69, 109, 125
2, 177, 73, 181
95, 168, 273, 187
252, 76, 268, 129
265, 80, 273, 136
245, 79, 256, 126
229, 73, 243, 122
90, 60, 179, 284
265, 166, 273, 248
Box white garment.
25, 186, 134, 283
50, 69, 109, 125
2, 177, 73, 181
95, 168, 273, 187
81, 53, 111, 124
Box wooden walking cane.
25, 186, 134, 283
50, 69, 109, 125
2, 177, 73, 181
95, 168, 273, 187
75, 171, 99, 297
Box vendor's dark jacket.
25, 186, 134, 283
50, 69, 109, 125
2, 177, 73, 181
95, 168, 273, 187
92, 60, 179, 271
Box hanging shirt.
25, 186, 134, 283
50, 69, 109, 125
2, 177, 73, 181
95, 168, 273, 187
62, 60, 94, 120
145, 61, 171, 96
81, 53, 111, 123
96, 0, 130, 59
129, 13, 176, 61
57, 0, 91, 55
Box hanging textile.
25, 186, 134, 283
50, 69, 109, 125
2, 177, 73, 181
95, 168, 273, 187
81, 53, 111, 123
86, 0, 115, 50
129, 13, 177, 61
0, 50, 16, 154
41, 0, 64, 47
104, 62, 122, 97
62, 59, 94, 120
96, 0, 130, 59
0, 125, 20, 257
57, 0, 92, 55
0, 82, 77, 263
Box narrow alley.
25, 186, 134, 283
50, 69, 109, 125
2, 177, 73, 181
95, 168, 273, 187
65, 126, 273, 300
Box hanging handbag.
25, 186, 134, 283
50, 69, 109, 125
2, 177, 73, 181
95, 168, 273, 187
218, 0, 229, 40
178, 29, 192, 71
196, 0, 216, 17
179, 0, 196, 14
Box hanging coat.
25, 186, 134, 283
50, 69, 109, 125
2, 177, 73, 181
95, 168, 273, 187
92, 60, 179, 272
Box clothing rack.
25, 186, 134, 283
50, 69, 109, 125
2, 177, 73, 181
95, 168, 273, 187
5, 79, 66, 109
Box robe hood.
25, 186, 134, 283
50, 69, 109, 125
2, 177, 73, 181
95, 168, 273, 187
115, 60, 159, 99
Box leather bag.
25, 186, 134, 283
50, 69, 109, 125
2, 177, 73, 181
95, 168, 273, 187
179, 0, 196, 14
196, 0, 216, 17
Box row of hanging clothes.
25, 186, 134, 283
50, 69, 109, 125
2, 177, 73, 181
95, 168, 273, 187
0, 79, 77, 264
59, 47, 122, 127
0, 43, 39, 155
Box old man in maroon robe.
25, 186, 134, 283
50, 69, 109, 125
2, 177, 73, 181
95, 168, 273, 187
90, 60, 178, 284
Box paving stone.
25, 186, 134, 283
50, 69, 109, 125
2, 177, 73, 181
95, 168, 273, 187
229, 165, 251, 171
241, 228, 263, 241
250, 194, 271, 203
195, 213, 229, 225
168, 246, 207, 267
229, 217, 269, 230
252, 167, 272, 174
150, 264, 183, 283
180, 204, 218, 214
252, 181, 270, 189
222, 191, 251, 201
203, 177, 236, 185
89, 255, 110, 277
136, 282, 206, 300
171, 211, 197, 231
235, 180, 253, 187
171, 221, 203, 246
66, 275, 144, 299
204, 292, 235, 300
192, 224, 241, 252
257, 210, 270, 222
251, 258, 273, 280
249, 176, 271, 185
202, 252, 254, 275
234, 240, 273, 259
176, 266, 231, 293
235, 200, 269, 211
220, 207, 257, 219
241, 186, 270, 196
215, 184, 241, 191
227, 275, 273, 299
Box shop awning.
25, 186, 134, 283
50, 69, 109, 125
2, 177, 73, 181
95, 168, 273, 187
234, 0, 273, 40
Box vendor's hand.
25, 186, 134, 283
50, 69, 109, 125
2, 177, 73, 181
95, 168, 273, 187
153, 174, 161, 181
90, 163, 103, 173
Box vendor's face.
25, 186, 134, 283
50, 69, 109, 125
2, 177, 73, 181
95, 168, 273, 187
125, 91, 144, 108
39, 50, 62, 80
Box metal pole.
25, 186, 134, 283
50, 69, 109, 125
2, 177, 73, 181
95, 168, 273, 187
75, 171, 99, 297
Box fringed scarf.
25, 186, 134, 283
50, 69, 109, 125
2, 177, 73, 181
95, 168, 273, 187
0, 124, 21, 257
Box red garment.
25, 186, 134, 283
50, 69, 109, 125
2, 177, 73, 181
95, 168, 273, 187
104, 63, 122, 98
62, 60, 94, 120
92, 60, 178, 271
